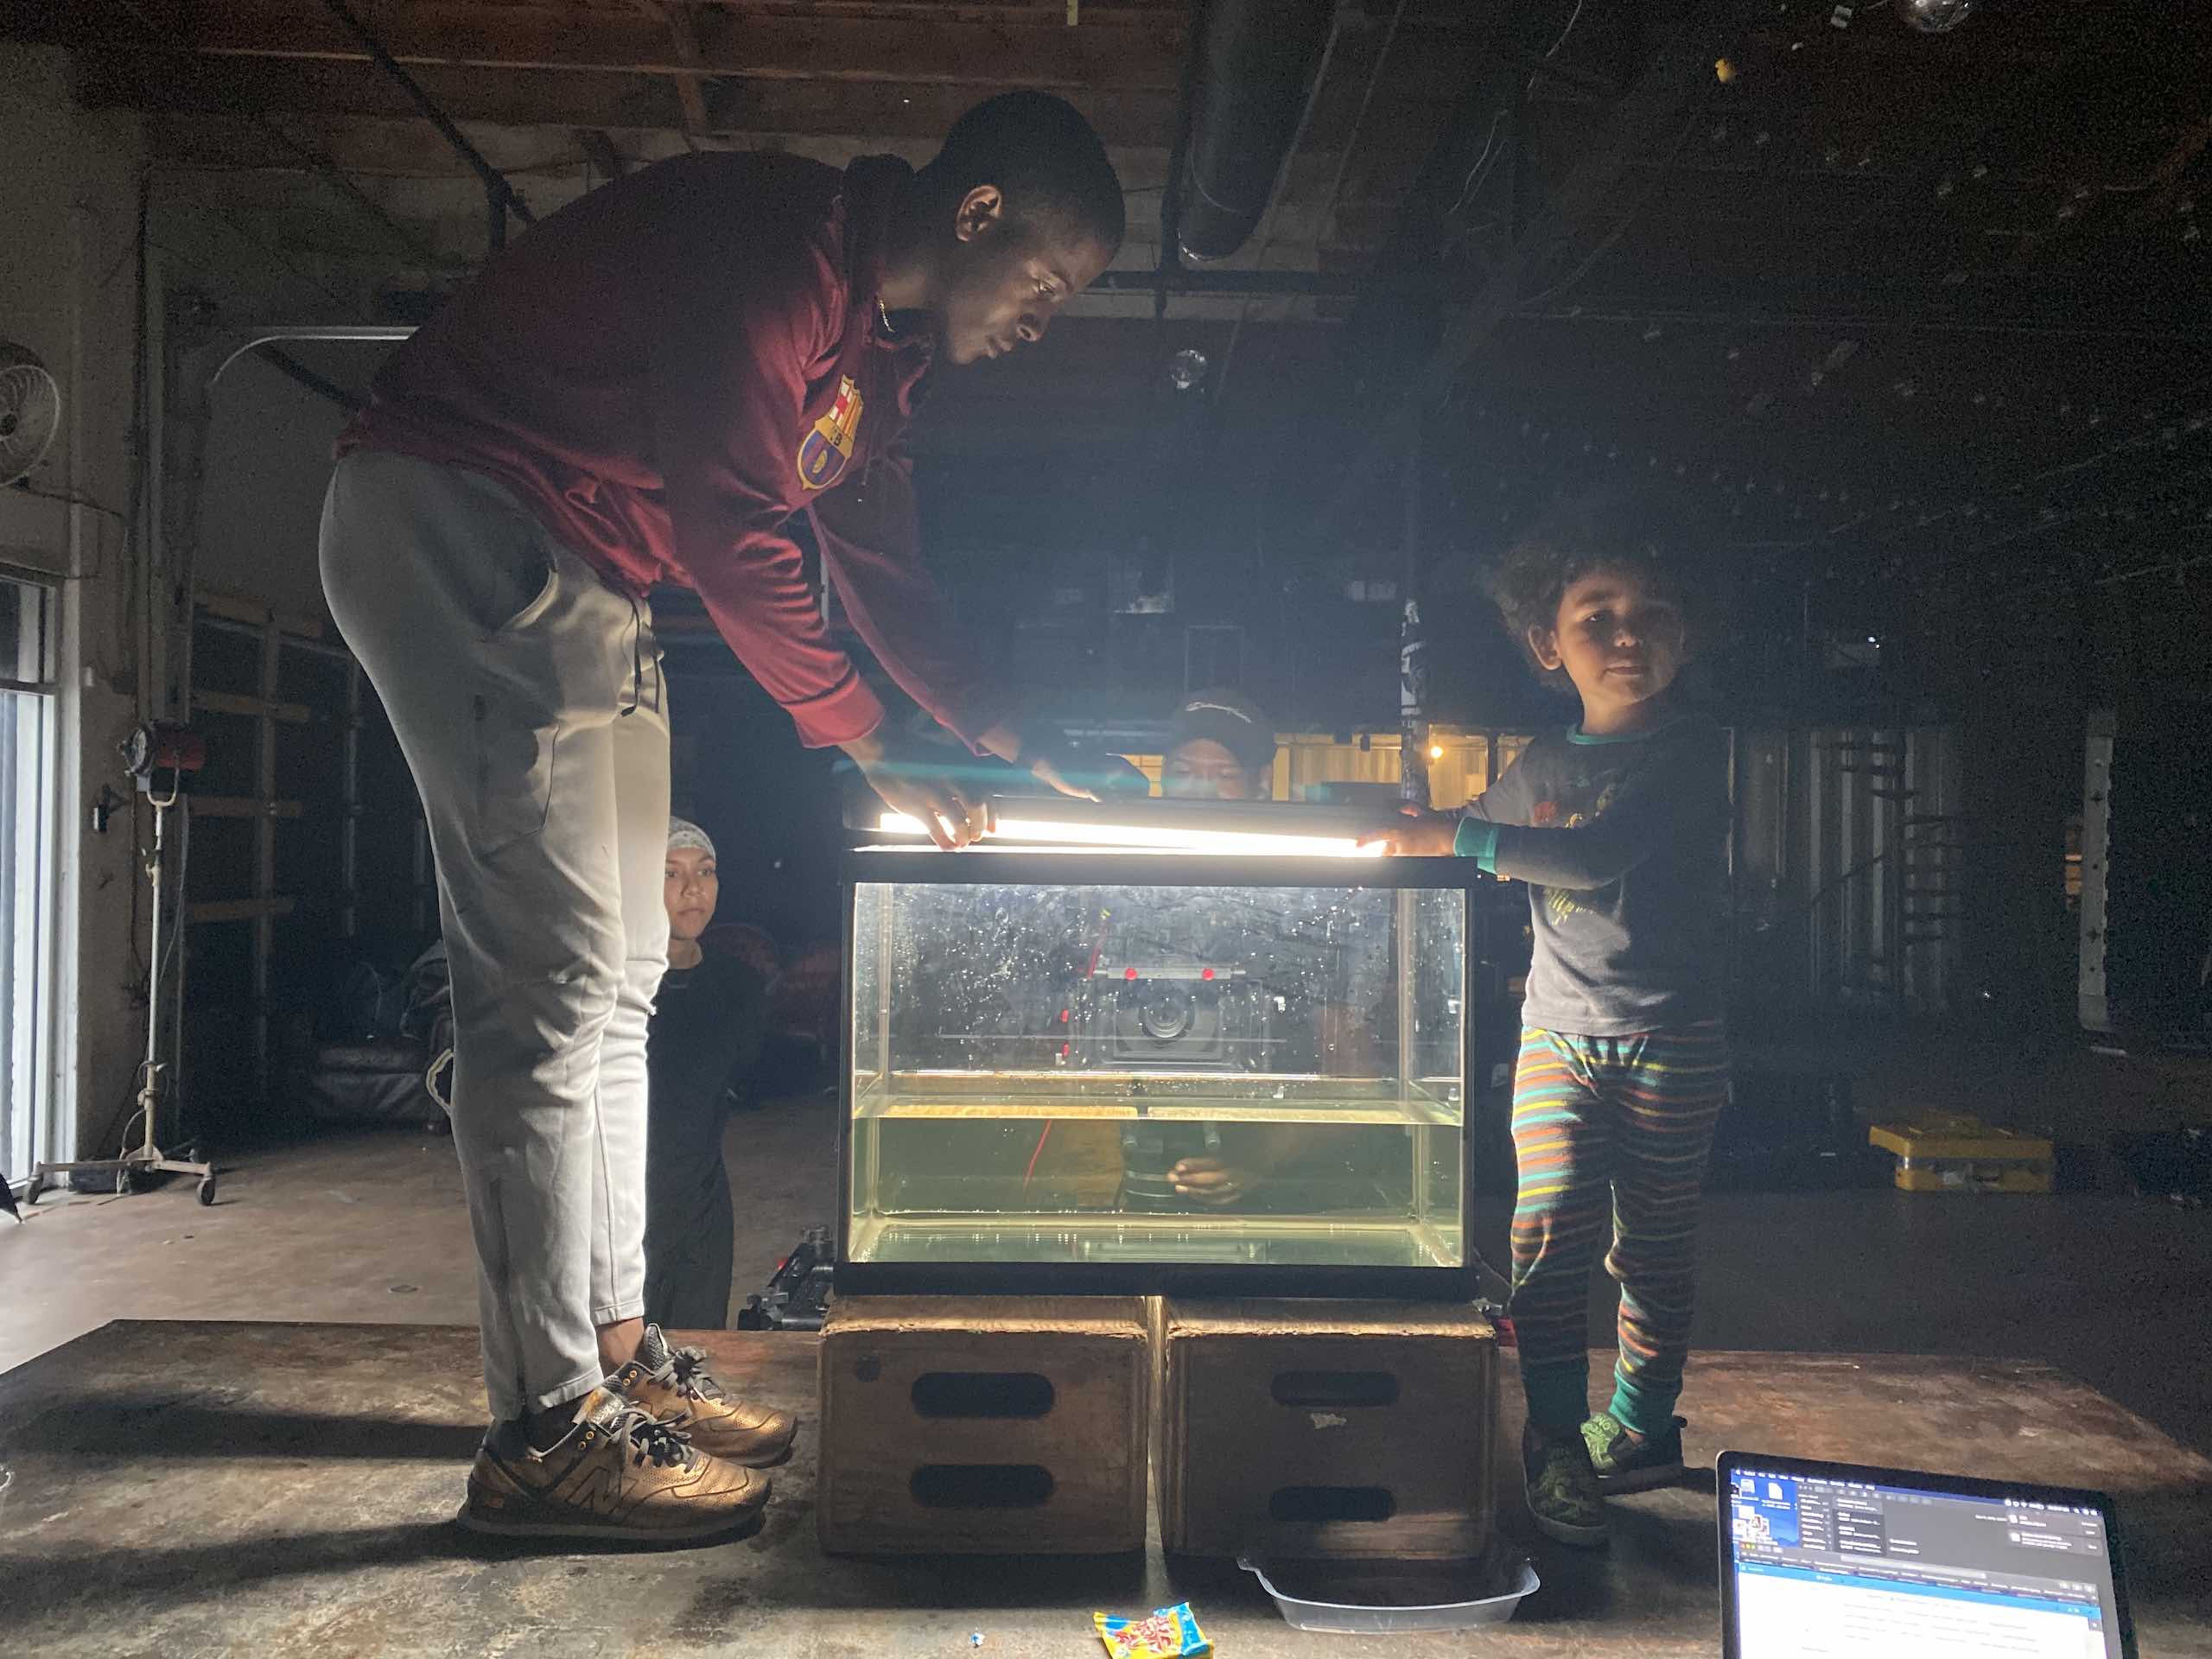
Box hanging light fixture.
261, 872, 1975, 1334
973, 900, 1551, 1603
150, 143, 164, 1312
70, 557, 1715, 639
868, 796, 1392, 860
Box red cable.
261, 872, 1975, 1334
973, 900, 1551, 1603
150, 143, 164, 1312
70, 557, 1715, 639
1027, 903, 1111, 1191
1022, 1122, 1056, 1191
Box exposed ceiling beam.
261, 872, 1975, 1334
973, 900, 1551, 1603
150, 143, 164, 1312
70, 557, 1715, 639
34, 0, 1473, 148
138, 111, 1164, 181
638, 0, 710, 145
73, 52, 1189, 146
36, 2, 1188, 89
318, 0, 536, 235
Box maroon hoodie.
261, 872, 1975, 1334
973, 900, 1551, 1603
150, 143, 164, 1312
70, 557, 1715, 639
338, 151, 998, 750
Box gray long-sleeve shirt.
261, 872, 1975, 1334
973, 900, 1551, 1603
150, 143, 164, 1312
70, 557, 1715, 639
1459, 714, 1730, 1035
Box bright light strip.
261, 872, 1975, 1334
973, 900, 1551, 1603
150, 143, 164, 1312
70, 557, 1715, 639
877, 811, 1383, 859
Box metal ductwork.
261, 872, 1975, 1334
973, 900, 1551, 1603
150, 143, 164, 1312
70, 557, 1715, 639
1176, 0, 1338, 264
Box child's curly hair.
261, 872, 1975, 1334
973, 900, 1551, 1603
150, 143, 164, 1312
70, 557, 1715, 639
1488, 495, 1689, 690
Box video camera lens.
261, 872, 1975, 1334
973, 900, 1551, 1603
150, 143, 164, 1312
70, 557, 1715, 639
1135, 986, 1197, 1042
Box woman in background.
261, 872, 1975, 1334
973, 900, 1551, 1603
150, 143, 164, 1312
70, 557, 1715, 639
645, 818, 773, 1329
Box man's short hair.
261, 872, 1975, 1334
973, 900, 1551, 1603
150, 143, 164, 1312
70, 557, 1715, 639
923, 91, 1125, 251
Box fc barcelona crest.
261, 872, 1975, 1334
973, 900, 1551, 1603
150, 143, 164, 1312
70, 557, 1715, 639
798, 374, 864, 491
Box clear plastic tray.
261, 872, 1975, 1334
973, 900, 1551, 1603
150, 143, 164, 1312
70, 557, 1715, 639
1238, 1554, 1541, 1634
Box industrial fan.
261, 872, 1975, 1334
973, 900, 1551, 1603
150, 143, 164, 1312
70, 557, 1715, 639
0, 340, 62, 487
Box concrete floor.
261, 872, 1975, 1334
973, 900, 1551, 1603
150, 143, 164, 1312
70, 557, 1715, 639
5, 1079, 2212, 1656
5, 1083, 2211, 1455
5, 1325, 2210, 1657
0, 1095, 837, 1376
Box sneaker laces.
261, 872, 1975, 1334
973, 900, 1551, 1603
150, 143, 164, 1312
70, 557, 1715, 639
602, 1398, 698, 1471
658, 1344, 730, 1406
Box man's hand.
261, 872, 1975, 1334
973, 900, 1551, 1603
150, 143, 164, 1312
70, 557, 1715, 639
1357, 804, 1461, 857
842, 729, 987, 849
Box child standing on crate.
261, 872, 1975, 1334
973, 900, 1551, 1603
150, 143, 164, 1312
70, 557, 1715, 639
1365, 505, 1731, 1547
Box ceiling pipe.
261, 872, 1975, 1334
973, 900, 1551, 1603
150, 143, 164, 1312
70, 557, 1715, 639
1176, 0, 1338, 263
1155, 0, 1205, 323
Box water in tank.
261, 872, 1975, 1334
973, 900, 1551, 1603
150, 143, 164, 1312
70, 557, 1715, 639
842, 836, 1471, 1294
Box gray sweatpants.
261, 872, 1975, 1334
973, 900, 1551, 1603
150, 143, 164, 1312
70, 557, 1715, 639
321, 450, 670, 1425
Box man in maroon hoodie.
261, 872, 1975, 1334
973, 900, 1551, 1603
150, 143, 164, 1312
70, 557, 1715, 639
320, 92, 1131, 1543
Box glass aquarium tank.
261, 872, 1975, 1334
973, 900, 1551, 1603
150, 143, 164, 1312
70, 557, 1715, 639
840, 798, 1475, 1297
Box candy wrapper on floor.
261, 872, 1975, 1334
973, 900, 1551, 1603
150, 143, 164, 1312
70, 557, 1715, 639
1095, 1603, 1211, 1659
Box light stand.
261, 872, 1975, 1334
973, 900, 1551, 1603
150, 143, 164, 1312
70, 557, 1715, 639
28, 725, 219, 1207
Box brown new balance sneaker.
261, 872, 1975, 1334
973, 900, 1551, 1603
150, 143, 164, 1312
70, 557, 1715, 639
459, 1386, 770, 1542
610, 1325, 798, 1468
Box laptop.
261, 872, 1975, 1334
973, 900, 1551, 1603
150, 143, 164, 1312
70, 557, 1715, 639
1718, 1452, 2137, 1658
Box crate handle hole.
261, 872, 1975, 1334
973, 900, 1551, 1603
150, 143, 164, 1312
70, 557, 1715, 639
1271, 1370, 1401, 1408
1268, 1485, 1396, 1523
910, 1371, 1056, 1419
909, 1464, 1058, 1510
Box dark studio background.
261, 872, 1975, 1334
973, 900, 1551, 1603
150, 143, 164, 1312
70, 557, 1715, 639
23, 0, 2209, 1142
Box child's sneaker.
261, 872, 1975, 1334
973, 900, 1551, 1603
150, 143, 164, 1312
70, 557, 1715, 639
1580, 1410, 1687, 1494
1522, 1424, 1609, 1547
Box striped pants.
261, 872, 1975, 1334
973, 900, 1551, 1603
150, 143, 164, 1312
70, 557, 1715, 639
1508, 1021, 1731, 1438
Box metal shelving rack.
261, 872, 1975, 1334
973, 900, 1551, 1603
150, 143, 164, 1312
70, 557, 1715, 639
188, 592, 318, 1102
174, 589, 431, 1133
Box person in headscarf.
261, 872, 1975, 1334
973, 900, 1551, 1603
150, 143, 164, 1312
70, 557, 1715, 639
644, 817, 773, 1331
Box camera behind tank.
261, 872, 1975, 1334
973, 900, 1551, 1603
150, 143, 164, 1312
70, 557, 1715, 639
1071, 951, 1278, 1211
1074, 952, 1274, 1071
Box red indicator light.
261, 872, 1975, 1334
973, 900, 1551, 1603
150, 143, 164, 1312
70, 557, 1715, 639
1059, 1008, 1071, 1023
1124, 966, 1138, 981
1201, 968, 1215, 981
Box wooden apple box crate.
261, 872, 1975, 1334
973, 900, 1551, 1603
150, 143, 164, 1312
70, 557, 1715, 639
817, 1296, 1151, 1555
1154, 1298, 1499, 1560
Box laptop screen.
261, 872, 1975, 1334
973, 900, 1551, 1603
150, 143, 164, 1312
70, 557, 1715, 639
1722, 1459, 2127, 1658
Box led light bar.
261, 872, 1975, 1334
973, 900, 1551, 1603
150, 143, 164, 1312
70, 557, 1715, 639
875, 810, 1384, 858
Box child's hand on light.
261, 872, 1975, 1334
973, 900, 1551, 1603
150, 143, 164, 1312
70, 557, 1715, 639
1357, 806, 1461, 857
